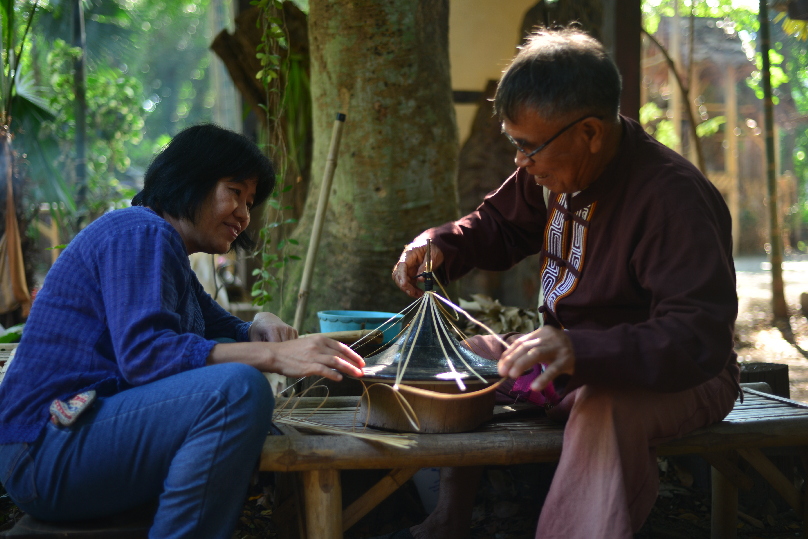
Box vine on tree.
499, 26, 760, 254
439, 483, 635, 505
249, 0, 302, 307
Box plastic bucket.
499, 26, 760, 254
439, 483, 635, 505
317, 310, 403, 343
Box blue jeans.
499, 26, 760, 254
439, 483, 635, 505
0, 363, 274, 539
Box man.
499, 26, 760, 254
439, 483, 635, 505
391, 27, 739, 539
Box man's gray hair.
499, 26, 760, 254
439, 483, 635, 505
494, 26, 622, 122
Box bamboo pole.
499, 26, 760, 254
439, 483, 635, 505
302, 468, 342, 539
293, 113, 346, 332
711, 466, 738, 539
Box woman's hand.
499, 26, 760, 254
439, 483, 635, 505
207, 336, 365, 383
498, 326, 575, 392
392, 238, 444, 298
249, 312, 298, 342
268, 336, 365, 381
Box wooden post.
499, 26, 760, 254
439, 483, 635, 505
740, 362, 790, 398
711, 466, 738, 539
302, 469, 342, 539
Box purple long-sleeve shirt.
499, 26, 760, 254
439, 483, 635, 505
425, 116, 739, 394
0, 206, 251, 444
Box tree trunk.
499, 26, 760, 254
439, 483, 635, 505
759, 0, 790, 324
72, 0, 87, 212
277, 0, 459, 332
0, 134, 31, 325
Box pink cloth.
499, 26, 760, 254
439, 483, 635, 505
466, 334, 738, 538
510, 364, 561, 407
465, 333, 559, 407
537, 368, 737, 538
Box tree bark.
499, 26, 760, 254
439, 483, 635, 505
759, 0, 790, 323
277, 0, 459, 332
72, 0, 87, 211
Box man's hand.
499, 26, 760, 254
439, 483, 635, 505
249, 312, 298, 342
497, 326, 575, 392
392, 238, 444, 298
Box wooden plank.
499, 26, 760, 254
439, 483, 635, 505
261, 427, 565, 472
742, 388, 808, 407
263, 420, 808, 472
342, 467, 419, 531
265, 393, 808, 470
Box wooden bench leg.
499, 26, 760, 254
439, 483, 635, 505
737, 447, 802, 513
711, 465, 738, 539
302, 469, 342, 539
342, 467, 420, 531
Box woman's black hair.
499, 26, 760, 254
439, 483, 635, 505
132, 124, 275, 251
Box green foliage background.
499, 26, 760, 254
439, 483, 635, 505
642, 0, 808, 251
11, 0, 222, 240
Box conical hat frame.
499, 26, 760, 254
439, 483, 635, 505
350, 240, 511, 433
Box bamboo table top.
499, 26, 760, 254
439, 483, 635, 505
259, 388, 808, 473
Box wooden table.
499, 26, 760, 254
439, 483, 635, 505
261, 387, 808, 539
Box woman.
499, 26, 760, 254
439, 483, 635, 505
0, 124, 364, 538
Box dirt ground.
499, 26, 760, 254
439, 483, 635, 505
734, 257, 808, 403
2, 256, 808, 538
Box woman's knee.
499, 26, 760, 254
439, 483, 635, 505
221, 362, 273, 399
205, 364, 275, 426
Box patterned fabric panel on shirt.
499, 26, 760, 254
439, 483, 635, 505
540, 193, 596, 325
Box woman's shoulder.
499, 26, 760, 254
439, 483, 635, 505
88, 206, 164, 229
69, 207, 186, 260
79, 207, 177, 242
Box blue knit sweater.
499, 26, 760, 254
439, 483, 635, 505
0, 207, 251, 444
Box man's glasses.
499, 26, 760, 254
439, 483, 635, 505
503, 115, 601, 159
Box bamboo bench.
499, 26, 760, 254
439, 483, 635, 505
262, 386, 808, 539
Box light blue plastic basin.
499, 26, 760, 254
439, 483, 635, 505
317, 310, 403, 344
